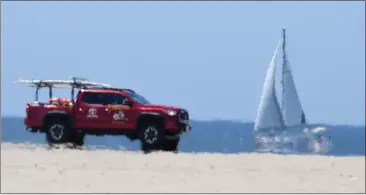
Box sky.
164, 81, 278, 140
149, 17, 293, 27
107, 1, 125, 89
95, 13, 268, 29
1, 2, 365, 125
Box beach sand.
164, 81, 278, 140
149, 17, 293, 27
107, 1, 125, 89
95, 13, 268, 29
1, 143, 364, 193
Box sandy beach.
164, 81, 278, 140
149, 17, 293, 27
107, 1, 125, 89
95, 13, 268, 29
1, 143, 364, 193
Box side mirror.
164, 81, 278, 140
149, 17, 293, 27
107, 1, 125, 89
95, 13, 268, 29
123, 99, 134, 107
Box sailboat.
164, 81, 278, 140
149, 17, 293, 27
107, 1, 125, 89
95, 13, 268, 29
253, 29, 329, 153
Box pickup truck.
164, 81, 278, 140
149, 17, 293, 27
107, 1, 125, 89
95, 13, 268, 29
17, 77, 191, 152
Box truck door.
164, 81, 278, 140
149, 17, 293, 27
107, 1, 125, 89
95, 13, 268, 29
75, 92, 110, 129
104, 93, 137, 130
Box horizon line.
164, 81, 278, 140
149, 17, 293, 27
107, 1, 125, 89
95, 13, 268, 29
1, 115, 364, 127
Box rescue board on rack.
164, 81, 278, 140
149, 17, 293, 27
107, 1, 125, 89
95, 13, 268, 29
14, 76, 111, 89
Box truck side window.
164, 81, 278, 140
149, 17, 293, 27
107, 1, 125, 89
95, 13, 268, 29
81, 92, 106, 105
106, 94, 128, 105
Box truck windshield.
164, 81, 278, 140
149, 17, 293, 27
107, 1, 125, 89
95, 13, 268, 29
127, 92, 150, 105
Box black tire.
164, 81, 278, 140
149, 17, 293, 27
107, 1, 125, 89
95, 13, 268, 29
161, 138, 180, 153
45, 118, 84, 148
45, 118, 72, 146
139, 123, 163, 153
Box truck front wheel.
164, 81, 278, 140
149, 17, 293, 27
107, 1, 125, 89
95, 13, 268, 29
139, 123, 163, 153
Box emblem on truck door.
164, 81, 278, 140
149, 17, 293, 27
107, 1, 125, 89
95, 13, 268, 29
87, 108, 98, 118
113, 111, 125, 120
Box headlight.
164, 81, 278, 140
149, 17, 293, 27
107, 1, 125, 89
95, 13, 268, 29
164, 109, 177, 116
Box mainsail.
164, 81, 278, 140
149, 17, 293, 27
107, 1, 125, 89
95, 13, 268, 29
280, 29, 307, 127
254, 39, 285, 132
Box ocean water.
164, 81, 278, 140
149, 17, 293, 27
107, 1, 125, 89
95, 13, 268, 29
1, 116, 365, 156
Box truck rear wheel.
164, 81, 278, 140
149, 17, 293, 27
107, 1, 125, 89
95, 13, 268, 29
139, 123, 163, 153
45, 118, 84, 148
46, 119, 71, 145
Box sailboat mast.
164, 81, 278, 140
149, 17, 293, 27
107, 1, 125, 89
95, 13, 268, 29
281, 29, 287, 114
282, 29, 286, 48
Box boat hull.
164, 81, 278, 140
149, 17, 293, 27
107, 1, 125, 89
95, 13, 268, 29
253, 126, 332, 154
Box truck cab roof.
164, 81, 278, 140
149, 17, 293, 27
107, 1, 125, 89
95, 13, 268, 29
80, 87, 136, 96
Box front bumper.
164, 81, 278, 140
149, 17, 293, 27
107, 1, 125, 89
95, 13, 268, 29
165, 122, 191, 140
177, 120, 191, 133
164, 110, 191, 139
178, 109, 191, 133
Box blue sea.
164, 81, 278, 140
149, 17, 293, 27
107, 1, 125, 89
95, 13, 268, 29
1, 116, 365, 156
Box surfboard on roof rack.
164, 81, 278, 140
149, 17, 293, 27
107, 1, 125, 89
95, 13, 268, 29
15, 76, 111, 102
15, 76, 110, 88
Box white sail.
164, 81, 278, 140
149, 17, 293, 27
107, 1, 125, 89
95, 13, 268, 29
254, 39, 285, 132
253, 29, 330, 154
280, 29, 307, 127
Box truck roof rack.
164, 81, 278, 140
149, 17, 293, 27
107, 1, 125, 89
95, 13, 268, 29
15, 76, 111, 89
15, 76, 111, 101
